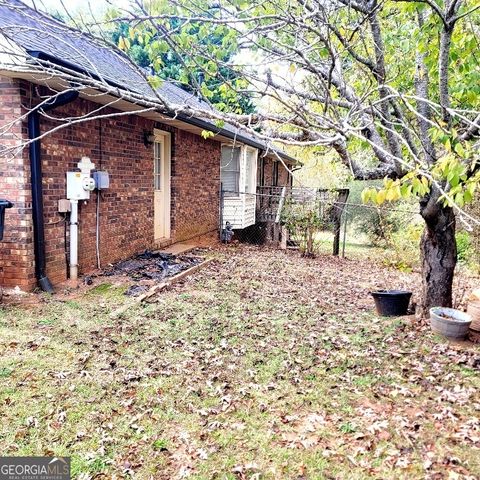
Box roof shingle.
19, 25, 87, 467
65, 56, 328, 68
0, 0, 295, 161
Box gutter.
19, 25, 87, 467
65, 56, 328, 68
27, 51, 298, 164
27, 86, 79, 292
173, 113, 298, 164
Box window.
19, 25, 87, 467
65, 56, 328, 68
244, 148, 258, 194
221, 145, 241, 196
154, 141, 162, 191
272, 161, 279, 186
259, 156, 265, 187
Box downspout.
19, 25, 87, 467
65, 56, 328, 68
27, 89, 79, 292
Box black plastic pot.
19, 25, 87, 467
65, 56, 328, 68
371, 290, 412, 316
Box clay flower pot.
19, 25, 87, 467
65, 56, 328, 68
430, 307, 472, 340
466, 301, 480, 332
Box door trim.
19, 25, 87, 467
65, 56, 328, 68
153, 128, 171, 241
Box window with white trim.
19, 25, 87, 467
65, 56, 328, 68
221, 145, 241, 196
244, 147, 258, 194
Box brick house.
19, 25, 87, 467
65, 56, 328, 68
0, 0, 295, 291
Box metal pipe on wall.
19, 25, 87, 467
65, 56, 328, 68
69, 200, 79, 281
27, 88, 79, 292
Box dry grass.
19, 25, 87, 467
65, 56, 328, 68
0, 246, 479, 479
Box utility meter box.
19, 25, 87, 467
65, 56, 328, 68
67, 156, 96, 201
93, 171, 110, 190
67, 172, 95, 200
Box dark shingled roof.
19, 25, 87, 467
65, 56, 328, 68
0, 0, 295, 161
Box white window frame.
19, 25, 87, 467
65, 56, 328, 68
221, 144, 242, 197
221, 144, 259, 197
244, 147, 258, 194
153, 140, 163, 191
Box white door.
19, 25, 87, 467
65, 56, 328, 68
153, 130, 171, 240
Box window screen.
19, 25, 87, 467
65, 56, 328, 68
221, 146, 241, 196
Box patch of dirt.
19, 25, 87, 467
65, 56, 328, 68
31, 249, 209, 302
105, 250, 203, 283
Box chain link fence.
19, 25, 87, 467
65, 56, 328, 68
218, 183, 480, 279
220, 186, 351, 256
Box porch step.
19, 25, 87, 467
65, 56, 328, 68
158, 241, 199, 256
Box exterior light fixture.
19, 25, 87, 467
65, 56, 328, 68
143, 130, 155, 147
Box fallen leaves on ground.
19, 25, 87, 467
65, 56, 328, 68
0, 245, 479, 479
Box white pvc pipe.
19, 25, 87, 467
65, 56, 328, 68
70, 200, 79, 280
96, 190, 101, 269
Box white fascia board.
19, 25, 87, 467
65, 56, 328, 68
0, 32, 30, 71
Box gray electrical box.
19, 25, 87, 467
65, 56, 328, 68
93, 171, 110, 190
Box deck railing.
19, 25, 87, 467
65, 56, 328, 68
254, 186, 350, 254
256, 186, 292, 222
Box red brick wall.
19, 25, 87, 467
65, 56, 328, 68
259, 156, 292, 187
0, 80, 221, 289
39, 97, 158, 284
172, 129, 220, 241
0, 78, 35, 290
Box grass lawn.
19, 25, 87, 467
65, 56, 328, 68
0, 246, 479, 479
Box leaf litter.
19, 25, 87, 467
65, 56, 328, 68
0, 244, 479, 479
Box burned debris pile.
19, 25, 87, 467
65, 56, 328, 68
103, 250, 204, 295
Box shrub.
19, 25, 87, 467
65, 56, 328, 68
347, 180, 418, 248
383, 227, 473, 272
355, 207, 398, 247
456, 231, 472, 264
345, 179, 383, 224
383, 223, 423, 271
463, 199, 480, 271
354, 201, 418, 247
282, 200, 327, 256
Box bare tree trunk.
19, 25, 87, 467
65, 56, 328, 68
419, 204, 457, 317
306, 227, 314, 257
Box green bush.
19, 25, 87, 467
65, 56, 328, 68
282, 201, 328, 257
464, 199, 480, 272
345, 179, 383, 224
383, 228, 473, 272
456, 231, 472, 263
383, 223, 423, 271
382, 225, 474, 271
354, 201, 418, 247
355, 207, 399, 247
347, 180, 418, 248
